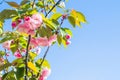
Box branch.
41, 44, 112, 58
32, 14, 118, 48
40, 46, 50, 68
45, 0, 62, 17
24, 35, 31, 80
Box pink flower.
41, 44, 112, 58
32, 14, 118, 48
32, 13, 43, 28
2, 41, 11, 50
11, 21, 17, 28
18, 19, 22, 23
6, 53, 10, 56
24, 16, 31, 21
48, 35, 57, 45
39, 67, 51, 80
17, 23, 30, 33
65, 34, 71, 39
66, 40, 71, 45
37, 37, 49, 46
39, 75, 44, 80
14, 50, 22, 58
30, 38, 39, 48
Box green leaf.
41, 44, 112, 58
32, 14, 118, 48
29, 52, 37, 60
0, 28, 2, 35
50, 13, 62, 20
68, 16, 76, 27
20, 0, 29, 5
61, 28, 73, 36
38, 27, 52, 38
15, 67, 24, 80
36, 59, 50, 69
2, 70, 16, 80
6, 2, 20, 8
0, 51, 5, 56
10, 42, 18, 54
43, 18, 56, 29
0, 63, 12, 71
29, 78, 36, 80
12, 58, 24, 67
0, 9, 18, 21
62, 38, 67, 48
76, 11, 86, 23
70, 10, 86, 27
36, 1, 44, 8
57, 34, 62, 45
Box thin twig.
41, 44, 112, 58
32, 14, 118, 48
45, 0, 62, 17
24, 35, 31, 80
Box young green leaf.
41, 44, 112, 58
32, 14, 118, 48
6, 2, 20, 8
50, 13, 62, 20
68, 16, 76, 27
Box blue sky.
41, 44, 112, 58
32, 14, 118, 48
1, 0, 120, 80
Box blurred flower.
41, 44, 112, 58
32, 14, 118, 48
66, 40, 71, 45
11, 21, 17, 28
14, 50, 22, 58
39, 67, 51, 80
65, 34, 71, 39
59, 1, 65, 8
2, 41, 11, 50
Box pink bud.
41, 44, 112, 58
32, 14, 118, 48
12, 21, 17, 28
65, 34, 71, 39
62, 14, 68, 19
66, 40, 71, 45
18, 19, 22, 23
24, 16, 30, 21
6, 53, 10, 56
14, 51, 22, 58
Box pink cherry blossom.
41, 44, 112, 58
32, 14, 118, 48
24, 16, 31, 21
66, 40, 71, 45
32, 13, 43, 27
14, 50, 22, 58
11, 21, 17, 28
6, 53, 10, 56
65, 34, 71, 39
48, 35, 57, 45
39, 75, 44, 80
39, 67, 51, 80
37, 37, 49, 46
2, 41, 11, 50
17, 23, 30, 33
41, 68, 51, 78
18, 19, 22, 23
30, 38, 39, 48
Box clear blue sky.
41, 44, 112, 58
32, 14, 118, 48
1, 0, 120, 80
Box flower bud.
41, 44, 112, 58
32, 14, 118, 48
62, 14, 68, 19
18, 19, 22, 23
65, 34, 71, 39
66, 40, 71, 45
11, 21, 17, 28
